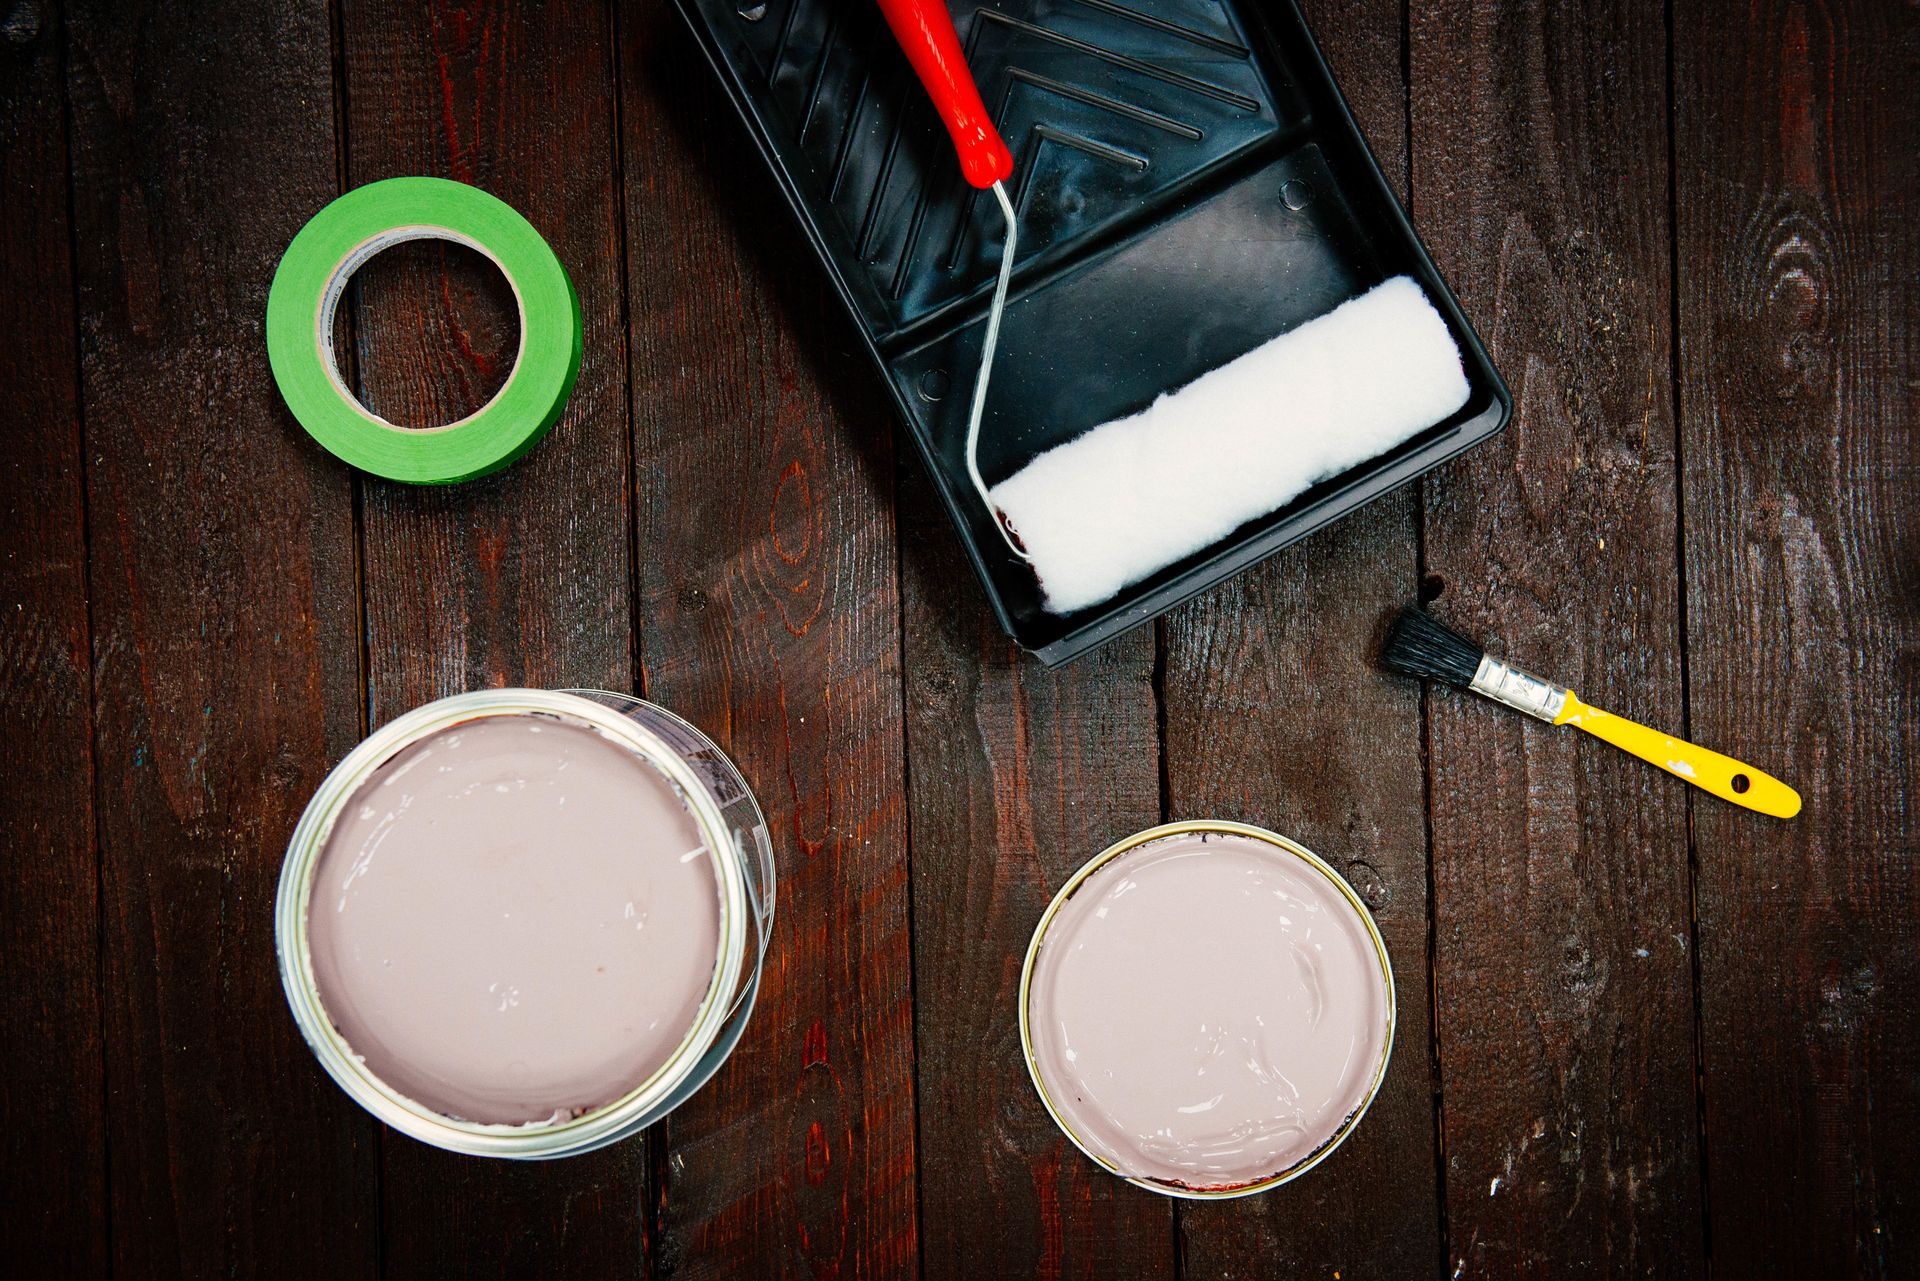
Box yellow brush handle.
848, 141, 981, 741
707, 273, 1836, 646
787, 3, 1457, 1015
1554, 693, 1800, 818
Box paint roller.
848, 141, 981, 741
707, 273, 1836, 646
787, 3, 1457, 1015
880, 1, 1472, 616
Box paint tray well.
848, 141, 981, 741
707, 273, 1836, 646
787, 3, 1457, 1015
675, 0, 1509, 665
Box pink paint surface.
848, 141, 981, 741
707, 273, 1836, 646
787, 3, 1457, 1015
307, 713, 721, 1125
1028, 831, 1391, 1189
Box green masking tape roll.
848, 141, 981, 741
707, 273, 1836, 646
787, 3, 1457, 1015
267, 177, 581, 484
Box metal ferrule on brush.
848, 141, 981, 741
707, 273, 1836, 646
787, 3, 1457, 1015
1469, 654, 1569, 723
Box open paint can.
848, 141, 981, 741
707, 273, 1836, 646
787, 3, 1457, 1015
1020, 820, 1394, 1197
276, 688, 772, 1158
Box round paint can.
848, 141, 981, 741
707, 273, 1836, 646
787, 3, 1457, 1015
276, 688, 772, 1158
1019, 820, 1395, 1198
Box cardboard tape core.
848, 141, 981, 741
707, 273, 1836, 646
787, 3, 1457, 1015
315, 227, 528, 435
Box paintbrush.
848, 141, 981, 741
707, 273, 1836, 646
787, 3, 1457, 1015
1381, 607, 1800, 818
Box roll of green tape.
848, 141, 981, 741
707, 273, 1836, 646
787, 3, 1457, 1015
267, 177, 581, 484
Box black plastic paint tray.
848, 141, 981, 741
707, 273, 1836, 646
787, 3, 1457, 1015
674, 0, 1510, 665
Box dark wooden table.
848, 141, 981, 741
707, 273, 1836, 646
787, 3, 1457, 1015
4, 0, 1913, 1276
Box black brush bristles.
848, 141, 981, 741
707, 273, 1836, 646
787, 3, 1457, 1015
1381, 607, 1485, 688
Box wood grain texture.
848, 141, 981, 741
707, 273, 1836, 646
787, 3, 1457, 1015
900, 459, 1171, 1280
0, 4, 107, 1274
6, 1, 1918, 1275
337, 0, 645, 1272
619, 1, 918, 1275
1673, 1, 1919, 1274
1164, 0, 1442, 1274
346, 0, 635, 701
62, 0, 376, 1275
1408, 0, 1704, 1273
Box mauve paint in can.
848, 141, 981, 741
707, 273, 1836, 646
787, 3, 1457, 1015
1020, 820, 1394, 1197
276, 688, 772, 1158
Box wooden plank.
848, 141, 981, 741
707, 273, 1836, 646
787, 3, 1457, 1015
1407, 0, 1706, 1273
1673, 1, 1919, 1273
335, 0, 644, 1272
0, 7, 107, 1275
62, 0, 377, 1275
1165, 1, 1442, 1273
900, 458, 1171, 1278
618, 2, 919, 1274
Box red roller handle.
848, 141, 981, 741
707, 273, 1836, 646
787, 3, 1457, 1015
875, 0, 1013, 189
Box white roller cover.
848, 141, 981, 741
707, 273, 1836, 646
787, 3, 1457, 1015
991, 275, 1472, 614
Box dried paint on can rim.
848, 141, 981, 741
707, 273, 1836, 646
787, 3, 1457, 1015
1018, 819, 1396, 1198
